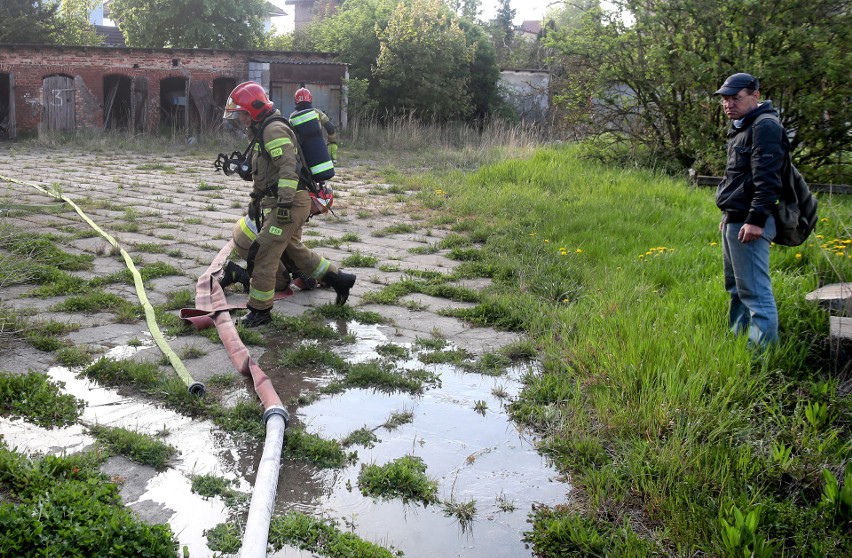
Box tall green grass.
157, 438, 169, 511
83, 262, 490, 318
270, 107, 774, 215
422, 144, 851, 556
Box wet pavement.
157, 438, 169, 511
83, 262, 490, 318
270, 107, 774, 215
0, 144, 570, 557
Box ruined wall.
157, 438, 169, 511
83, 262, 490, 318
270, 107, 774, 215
0, 45, 345, 138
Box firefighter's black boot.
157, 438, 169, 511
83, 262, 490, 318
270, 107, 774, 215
323, 271, 356, 305
239, 306, 272, 328
219, 261, 251, 292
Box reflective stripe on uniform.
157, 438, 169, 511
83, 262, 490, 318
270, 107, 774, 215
290, 111, 319, 126
310, 160, 334, 174
278, 178, 298, 190
266, 137, 292, 150
239, 217, 257, 241
310, 257, 331, 279
250, 287, 275, 302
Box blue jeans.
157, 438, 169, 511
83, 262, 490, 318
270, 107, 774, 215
722, 215, 779, 346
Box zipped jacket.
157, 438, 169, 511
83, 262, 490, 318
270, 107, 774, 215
715, 101, 786, 227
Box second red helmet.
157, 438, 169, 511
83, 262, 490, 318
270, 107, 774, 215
294, 87, 312, 104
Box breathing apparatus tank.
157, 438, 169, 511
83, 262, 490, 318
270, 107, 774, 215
289, 109, 335, 182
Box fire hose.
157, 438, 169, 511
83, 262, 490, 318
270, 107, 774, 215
180, 240, 290, 557
0, 175, 204, 395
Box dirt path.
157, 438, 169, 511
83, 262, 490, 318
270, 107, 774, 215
0, 144, 567, 557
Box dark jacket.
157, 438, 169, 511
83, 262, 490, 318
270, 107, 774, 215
715, 101, 786, 227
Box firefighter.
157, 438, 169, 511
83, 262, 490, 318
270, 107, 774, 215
292, 87, 338, 162
222, 81, 356, 327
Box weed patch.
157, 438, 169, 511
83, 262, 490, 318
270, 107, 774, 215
358, 455, 438, 505
268, 511, 399, 557
87, 424, 176, 470
284, 427, 355, 468
0, 371, 84, 427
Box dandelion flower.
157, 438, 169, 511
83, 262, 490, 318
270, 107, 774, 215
795, 253, 802, 259
576, 248, 583, 253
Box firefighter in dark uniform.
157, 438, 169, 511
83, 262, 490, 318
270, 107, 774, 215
222, 81, 355, 327
292, 87, 338, 162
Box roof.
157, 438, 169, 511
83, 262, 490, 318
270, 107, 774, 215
517, 20, 542, 35
95, 24, 125, 47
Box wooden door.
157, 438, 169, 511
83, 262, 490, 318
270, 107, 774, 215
42, 75, 75, 132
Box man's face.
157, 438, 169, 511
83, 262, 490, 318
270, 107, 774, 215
236, 111, 254, 129
721, 89, 759, 120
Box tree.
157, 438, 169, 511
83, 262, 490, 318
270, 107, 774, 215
55, 0, 102, 46
0, 0, 58, 44
458, 18, 501, 119
544, 0, 851, 180
487, 0, 515, 66
373, 0, 475, 120
110, 0, 267, 49
306, 0, 398, 82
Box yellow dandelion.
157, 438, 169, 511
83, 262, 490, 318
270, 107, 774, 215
544, 239, 550, 243
576, 248, 583, 253
710, 241, 718, 246
820, 217, 829, 223
816, 234, 824, 239
844, 239, 852, 244
795, 253, 802, 259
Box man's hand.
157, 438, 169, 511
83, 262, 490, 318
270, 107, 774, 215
738, 223, 764, 243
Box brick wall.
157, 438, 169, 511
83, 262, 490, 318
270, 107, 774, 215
0, 45, 346, 138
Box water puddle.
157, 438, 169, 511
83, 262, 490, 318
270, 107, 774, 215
2, 321, 569, 557
0, 354, 249, 558
263, 321, 571, 558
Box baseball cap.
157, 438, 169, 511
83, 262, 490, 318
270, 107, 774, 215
714, 73, 759, 96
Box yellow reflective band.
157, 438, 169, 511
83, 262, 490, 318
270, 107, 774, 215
269, 225, 283, 236
310, 258, 331, 279
239, 217, 257, 241
310, 160, 334, 174
278, 178, 298, 190
291, 111, 319, 126
266, 137, 292, 150
250, 287, 275, 301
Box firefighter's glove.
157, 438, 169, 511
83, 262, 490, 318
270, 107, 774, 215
328, 143, 338, 162
248, 198, 260, 221
276, 202, 293, 224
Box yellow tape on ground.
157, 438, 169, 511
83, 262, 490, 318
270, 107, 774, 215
0, 174, 198, 391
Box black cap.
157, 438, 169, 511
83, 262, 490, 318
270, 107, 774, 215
714, 73, 759, 96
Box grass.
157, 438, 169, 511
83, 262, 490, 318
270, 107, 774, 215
268, 511, 400, 557
357, 454, 438, 505
0, 371, 85, 428
417, 143, 852, 556
284, 427, 355, 469
87, 424, 177, 470
0, 443, 178, 556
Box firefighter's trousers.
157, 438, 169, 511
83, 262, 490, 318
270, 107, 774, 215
247, 189, 338, 311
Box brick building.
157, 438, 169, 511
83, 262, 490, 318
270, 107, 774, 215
0, 44, 348, 140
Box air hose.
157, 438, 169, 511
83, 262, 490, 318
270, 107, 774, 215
0, 175, 204, 395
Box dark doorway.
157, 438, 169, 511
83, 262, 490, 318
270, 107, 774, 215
0, 73, 11, 139
213, 77, 237, 131
103, 75, 132, 130
133, 77, 149, 133
159, 77, 188, 131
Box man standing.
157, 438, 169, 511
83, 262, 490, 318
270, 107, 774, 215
222, 81, 355, 327
714, 72, 785, 346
